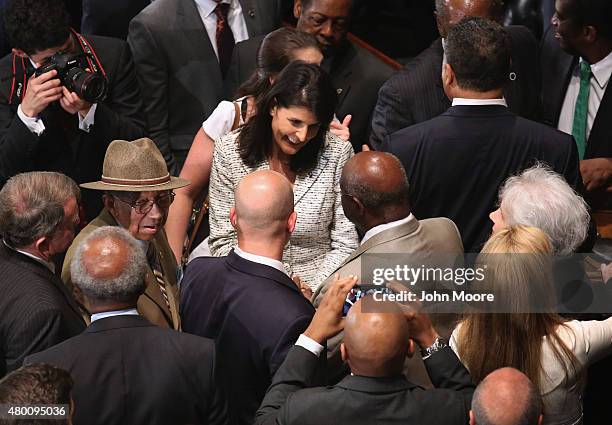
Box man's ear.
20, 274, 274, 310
584, 25, 597, 44
469, 410, 476, 425
351, 195, 365, 217
103, 194, 118, 217
442, 62, 454, 87
287, 211, 298, 234
34, 236, 52, 261
293, 0, 302, 20
230, 207, 238, 229
340, 342, 348, 363
12, 48, 28, 59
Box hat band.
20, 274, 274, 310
101, 173, 171, 187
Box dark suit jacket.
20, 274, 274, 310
181, 250, 316, 425
382, 105, 582, 252
225, 36, 395, 151
540, 26, 612, 160
128, 0, 281, 175
82, 0, 150, 39
255, 345, 474, 425
25, 315, 227, 425
370, 25, 541, 149
0, 34, 146, 221
0, 242, 85, 378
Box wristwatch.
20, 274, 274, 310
420, 337, 448, 360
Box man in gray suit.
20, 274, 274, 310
128, 0, 282, 175
312, 151, 464, 384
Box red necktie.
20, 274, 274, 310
214, 1, 235, 77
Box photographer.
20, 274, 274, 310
0, 0, 146, 221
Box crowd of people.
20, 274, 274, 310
0, 0, 611, 424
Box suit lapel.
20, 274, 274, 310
329, 42, 355, 112
587, 82, 612, 157
551, 54, 576, 125
238, 0, 260, 36
178, 0, 222, 82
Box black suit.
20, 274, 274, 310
0, 242, 85, 378
255, 345, 474, 425
181, 250, 316, 425
81, 0, 150, 39
382, 105, 581, 252
370, 25, 541, 149
0, 34, 146, 221
25, 315, 227, 425
128, 0, 281, 175
225, 37, 395, 151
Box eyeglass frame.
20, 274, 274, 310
112, 191, 176, 215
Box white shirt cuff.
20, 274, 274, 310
78, 103, 97, 132
17, 104, 45, 135
296, 334, 324, 358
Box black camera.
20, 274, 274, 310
34, 51, 107, 103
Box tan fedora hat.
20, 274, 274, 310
80, 138, 190, 191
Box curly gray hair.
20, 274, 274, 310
70, 226, 147, 302
498, 164, 590, 255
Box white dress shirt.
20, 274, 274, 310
233, 246, 289, 277
91, 308, 139, 323
194, 0, 249, 60
558, 51, 612, 140
361, 214, 414, 246
451, 98, 508, 107
18, 58, 98, 135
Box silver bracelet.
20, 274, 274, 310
420, 337, 448, 360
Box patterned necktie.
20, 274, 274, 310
148, 245, 171, 311
214, 0, 235, 77
571, 61, 592, 160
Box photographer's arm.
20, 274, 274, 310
87, 40, 146, 144
128, 18, 177, 174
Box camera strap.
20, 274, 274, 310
8, 30, 106, 105
70, 29, 107, 78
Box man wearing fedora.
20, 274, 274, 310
61, 137, 189, 329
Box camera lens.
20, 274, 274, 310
65, 68, 107, 103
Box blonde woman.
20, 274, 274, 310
450, 226, 612, 425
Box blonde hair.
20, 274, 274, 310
456, 226, 578, 391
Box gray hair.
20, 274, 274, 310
499, 164, 590, 255
0, 172, 80, 248
70, 226, 146, 302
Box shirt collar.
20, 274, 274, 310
451, 97, 508, 107
584, 50, 612, 89
233, 246, 289, 276
3, 240, 55, 273
361, 214, 414, 245
91, 308, 139, 323
196, 0, 232, 17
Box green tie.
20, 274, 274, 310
571, 61, 592, 160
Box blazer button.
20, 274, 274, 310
248, 9, 255, 18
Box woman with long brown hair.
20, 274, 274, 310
451, 225, 612, 425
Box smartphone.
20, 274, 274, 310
342, 285, 394, 316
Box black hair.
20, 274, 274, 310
565, 0, 612, 40
4, 0, 71, 55
445, 16, 510, 92
238, 61, 337, 173
235, 27, 320, 100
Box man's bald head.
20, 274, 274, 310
233, 170, 295, 237
435, 0, 505, 38
340, 152, 410, 231
341, 299, 410, 377
471, 367, 543, 425
70, 226, 147, 304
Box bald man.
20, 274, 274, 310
312, 151, 463, 383
181, 170, 317, 425
256, 278, 475, 425
25, 226, 227, 425
471, 368, 543, 425
370, 0, 541, 148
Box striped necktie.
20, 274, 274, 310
148, 246, 171, 311
571, 61, 592, 160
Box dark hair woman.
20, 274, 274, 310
207, 61, 358, 291
166, 28, 351, 262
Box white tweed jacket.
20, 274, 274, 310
208, 130, 359, 290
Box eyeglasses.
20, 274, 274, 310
113, 192, 175, 215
